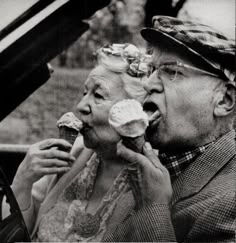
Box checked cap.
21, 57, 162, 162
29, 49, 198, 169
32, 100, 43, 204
141, 16, 236, 82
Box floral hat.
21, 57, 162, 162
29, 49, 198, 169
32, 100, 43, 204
95, 43, 152, 78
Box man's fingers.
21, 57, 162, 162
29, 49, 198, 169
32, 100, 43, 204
143, 142, 164, 169
117, 141, 165, 174
117, 141, 149, 169
37, 138, 72, 150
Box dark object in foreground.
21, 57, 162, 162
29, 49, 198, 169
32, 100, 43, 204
0, 0, 111, 121
0, 167, 31, 243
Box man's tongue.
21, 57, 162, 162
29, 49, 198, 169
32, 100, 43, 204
148, 110, 161, 123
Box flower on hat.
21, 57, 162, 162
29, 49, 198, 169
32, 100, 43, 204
95, 43, 151, 78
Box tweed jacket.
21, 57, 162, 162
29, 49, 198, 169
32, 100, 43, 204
104, 130, 236, 242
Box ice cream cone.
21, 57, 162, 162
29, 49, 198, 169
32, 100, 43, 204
56, 113, 82, 175
58, 126, 79, 151
122, 134, 145, 153
57, 111, 82, 154
108, 99, 149, 209
57, 112, 82, 150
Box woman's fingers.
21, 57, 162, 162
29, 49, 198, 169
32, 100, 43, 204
37, 159, 71, 167
24, 158, 71, 179
39, 149, 75, 161
16, 138, 76, 184
37, 166, 70, 175
37, 138, 72, 150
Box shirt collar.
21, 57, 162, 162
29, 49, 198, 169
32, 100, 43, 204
159, 142, 214, 179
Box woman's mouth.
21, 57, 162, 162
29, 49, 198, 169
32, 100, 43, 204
80, 123, 92, 135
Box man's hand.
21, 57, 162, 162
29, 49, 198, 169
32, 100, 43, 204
14, 138, 75, 186
117, 141, 172, 205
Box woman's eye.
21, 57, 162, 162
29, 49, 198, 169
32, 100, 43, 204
94, 92, 104, 99
147, 64, 156, 77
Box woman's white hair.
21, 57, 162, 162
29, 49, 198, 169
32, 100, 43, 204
95, 43, 150, 103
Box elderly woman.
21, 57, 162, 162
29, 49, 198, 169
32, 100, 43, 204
10, 43, 150, 242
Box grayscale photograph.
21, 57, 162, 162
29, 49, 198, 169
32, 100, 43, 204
0, 0, 235, 242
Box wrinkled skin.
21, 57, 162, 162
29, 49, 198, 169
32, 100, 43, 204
118, 46, 229, 205
14, 139, 75, 185
76, 65, 128, 155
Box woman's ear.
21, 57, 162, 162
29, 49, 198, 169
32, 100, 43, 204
214, 83, 235, 117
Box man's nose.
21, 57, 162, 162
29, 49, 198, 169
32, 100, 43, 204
76, 96, 91, 115
143, 74, 164, 94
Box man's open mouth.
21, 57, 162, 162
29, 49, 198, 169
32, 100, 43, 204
143, 102, 161, 128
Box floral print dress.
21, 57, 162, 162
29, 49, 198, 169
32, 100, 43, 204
35, 155, 131, 242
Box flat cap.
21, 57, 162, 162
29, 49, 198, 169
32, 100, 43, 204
141, 16, 235, 82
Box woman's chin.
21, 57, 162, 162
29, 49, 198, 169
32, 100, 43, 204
83, 138, 97, 149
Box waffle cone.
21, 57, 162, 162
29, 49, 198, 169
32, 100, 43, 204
59, 126, 79, 150
122, 135, 145, 153
122, 135, 145, 209
57, 126, 79, 173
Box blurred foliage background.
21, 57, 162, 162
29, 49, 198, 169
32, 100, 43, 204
53, 0, 147, 69
0, 0, 234, 144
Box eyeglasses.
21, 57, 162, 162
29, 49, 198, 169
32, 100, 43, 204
147, 60, 219, 82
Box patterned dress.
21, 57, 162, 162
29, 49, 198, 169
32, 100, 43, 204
35, 155, 131, 242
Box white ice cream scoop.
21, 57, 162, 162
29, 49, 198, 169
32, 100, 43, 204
108, 99, 148, 138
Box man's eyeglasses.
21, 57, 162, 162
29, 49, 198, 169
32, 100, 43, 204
147, 60, 220, 82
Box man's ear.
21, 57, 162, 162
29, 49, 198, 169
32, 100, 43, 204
214, 83, 235, 117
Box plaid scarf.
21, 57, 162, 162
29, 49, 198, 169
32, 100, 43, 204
159, 143, 213, 178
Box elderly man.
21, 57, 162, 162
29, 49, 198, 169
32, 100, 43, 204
107, 16, 236, 242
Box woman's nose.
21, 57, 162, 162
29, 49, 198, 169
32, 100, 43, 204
76, 96, 91, 115
143, 74, 164, 94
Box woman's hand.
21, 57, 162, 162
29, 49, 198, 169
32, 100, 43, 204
117, 141, 172, 206
14, 138, 75, 186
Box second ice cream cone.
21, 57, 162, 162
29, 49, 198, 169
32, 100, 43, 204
108, 99, 149, 210
122, 135, 145, 153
